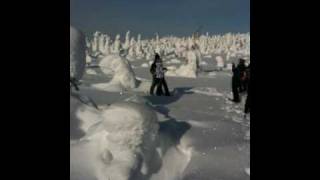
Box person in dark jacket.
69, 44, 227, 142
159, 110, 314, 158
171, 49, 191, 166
232, 63, 241, 103
244, 81, 250, 114
237, 59, 248, 93
150, 54, 170, 96
243, 64, 250, 93
244, 66, 250, 116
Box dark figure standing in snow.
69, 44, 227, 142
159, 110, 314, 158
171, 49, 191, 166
244, 65, 250, 116
238, 59, 248, 93
232, 63, 241, 103
237, 59, 248, 93
150, 54, 170, 96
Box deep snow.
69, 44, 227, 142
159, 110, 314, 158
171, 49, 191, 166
70, 32, 250, 180
71, 59, 249, 180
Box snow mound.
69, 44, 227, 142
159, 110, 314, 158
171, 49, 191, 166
200, 61, 208, 66
70, 94, 101, 141
168, 58, 181, 64
226, 63, 233, 70
141, 63, 149, 68
92, 79, 151, 93
70, 26, 86, 80
71, 101, 160, 180
126, 55, 136, 62
134, 81, 152, 93
216, 56, 224, 68
166, 66, 177, 70
86, 68, 98, 75
94, 54, 138, 90
166, 50, 198, 78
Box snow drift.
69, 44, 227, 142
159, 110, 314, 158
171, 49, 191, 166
166, 49, 199, 78
70, 100, 160, 180
96, 54, 138, 90
70, 94, 101, 141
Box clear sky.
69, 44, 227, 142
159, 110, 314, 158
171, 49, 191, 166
70, 0, 250, 38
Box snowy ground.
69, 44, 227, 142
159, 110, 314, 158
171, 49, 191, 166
72, 56, 250, 180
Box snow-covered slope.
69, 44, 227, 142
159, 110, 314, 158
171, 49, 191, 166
70, 99, 160, 180
72, 30, 250, 180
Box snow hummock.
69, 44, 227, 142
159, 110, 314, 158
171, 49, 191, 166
86, 68, 98, 75
93, 54, 138, 91
167, 58, 181, 64
166, 49, 199, 78
216, 56, 224, 68
141, 63, 149, 68
70, 94, 101, 141
71, 100, 160, 180
226, 63, 233, 70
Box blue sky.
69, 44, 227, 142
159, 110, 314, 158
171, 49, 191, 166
70, 0, 250, 38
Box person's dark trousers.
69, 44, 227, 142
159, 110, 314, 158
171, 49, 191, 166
150, 78, 161, 95
156, 83, 164, 96
244, 93, 250, 114
232, 83, 240, 103
158, 78, 170, 96
244, 80, 248, 92
239, 81, 247, 93
244, 96, 250, 114
244, 84, 250, 114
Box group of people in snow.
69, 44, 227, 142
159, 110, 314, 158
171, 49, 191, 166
231, 58, 250, 116
149, 53, 171, 96
148, 54, 250, 117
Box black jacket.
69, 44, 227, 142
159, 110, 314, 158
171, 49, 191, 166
237, 63, 247, 80
232, 67, 241, 86
150, 63, 156, 78
150, 61, 167, 79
